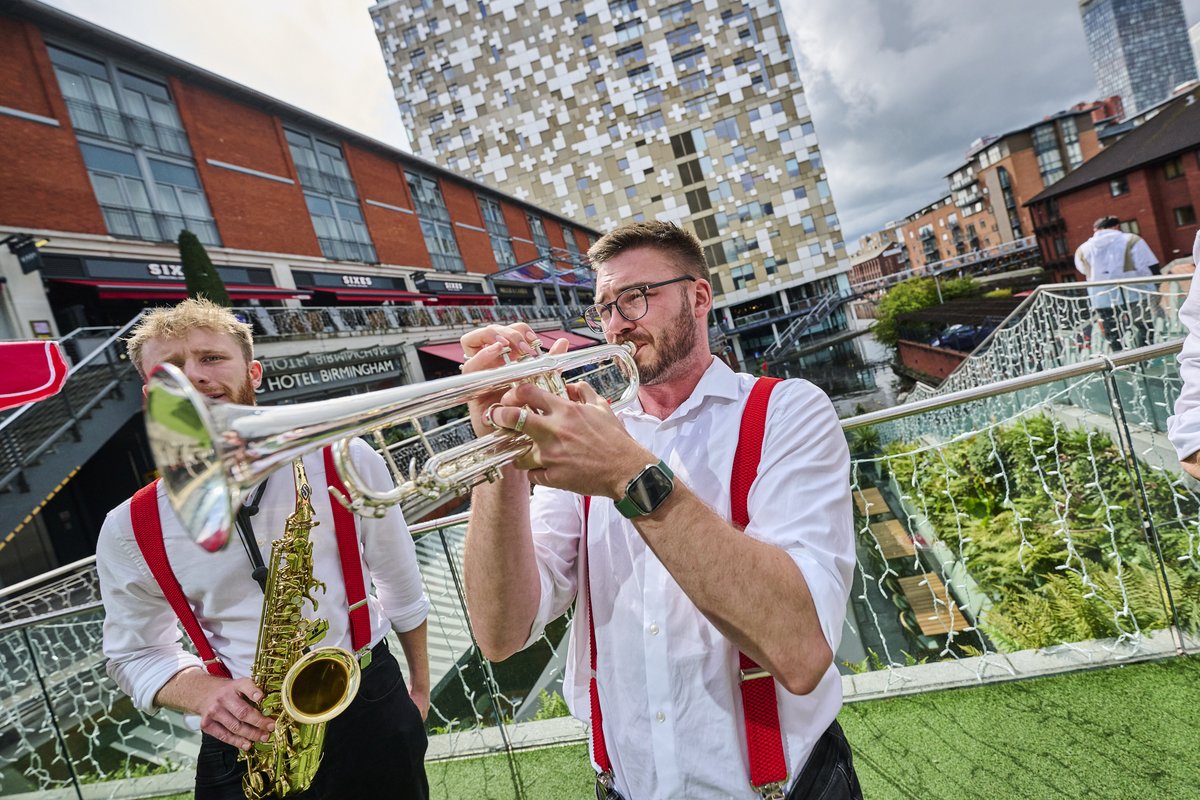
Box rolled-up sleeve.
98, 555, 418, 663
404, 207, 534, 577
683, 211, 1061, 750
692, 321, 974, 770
745, 380, 854, 651
521, 485, 584, 650
351, 440, 430, 633
96, 506, 203, 713
1169, 278, 1200, 461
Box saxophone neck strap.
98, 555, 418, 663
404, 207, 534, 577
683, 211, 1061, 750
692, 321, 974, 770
235, 478, 271, 593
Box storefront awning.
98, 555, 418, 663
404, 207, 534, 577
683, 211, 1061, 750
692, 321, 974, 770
418, 329, 602, 364
51, 278, 310, 301
304, 286, 435, 303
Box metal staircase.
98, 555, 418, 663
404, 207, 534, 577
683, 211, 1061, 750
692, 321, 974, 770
0, 319, 146, 541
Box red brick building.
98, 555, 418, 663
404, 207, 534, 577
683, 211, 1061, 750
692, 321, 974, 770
0, 2, 597, 338
1028, 88, 1200, 282
896, 196, 966, 272
849, 243, 905, 285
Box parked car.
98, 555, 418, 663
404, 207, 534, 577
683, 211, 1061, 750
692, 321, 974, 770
929, 323, 993, 352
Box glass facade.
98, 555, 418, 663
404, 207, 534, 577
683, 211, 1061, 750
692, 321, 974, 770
49, 45, 220, 245
1080, 0, 1198, 117
285, 129, 376, 263
406, 171, 464, 272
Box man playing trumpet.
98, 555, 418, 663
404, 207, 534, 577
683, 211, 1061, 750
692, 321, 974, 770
96, 299, 431, 799
461, 222, 861, 799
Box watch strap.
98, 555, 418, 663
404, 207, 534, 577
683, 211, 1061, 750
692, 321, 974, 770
615, 460, 673, 519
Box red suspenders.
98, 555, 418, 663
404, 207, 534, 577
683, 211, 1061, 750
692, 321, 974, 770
585, 376, 786, 793
129, 446, 371, 678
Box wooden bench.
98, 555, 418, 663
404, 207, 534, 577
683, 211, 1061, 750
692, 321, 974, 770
897, 573, 969, 636
853, 487, 887, 518
869, 519, 915, 560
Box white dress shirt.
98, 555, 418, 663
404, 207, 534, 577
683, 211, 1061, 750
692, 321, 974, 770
1074, 228, 1158, 308
523, 357, 854, 799
96, 439, 430, 713
1166, 231, 1200, 460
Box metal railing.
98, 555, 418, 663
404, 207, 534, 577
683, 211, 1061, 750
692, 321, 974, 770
907, 273, 1192, 402
0, 317, 144, 495
235, 303, 587, 342
98, 204, 220, 247
64, 99, 192, 158
3, 339, 1198, 797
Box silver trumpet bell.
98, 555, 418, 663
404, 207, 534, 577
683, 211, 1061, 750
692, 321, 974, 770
144, 341, 639, 551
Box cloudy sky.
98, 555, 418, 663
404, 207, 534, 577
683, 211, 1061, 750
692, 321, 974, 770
41, 0, 1200, 247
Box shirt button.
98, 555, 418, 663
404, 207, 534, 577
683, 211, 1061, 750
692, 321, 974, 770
656, 711, 666, 723
648, 623, 660, 635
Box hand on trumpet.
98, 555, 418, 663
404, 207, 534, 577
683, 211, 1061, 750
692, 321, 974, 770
459, 323, 569, 439
487, 380, 656, 501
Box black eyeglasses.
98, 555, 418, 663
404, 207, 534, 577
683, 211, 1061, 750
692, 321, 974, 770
583, 276, 697, 333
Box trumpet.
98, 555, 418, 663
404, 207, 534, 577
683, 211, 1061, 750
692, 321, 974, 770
144, 341, 639, 551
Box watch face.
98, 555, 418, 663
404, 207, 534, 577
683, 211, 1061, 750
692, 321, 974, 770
629, 464, 674, 514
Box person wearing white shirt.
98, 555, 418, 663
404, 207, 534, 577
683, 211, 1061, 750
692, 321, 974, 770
1167, 230, 1200, 477
1074, 215, 1161, 351
95, 299, 431, 799
459, 222, 859, 799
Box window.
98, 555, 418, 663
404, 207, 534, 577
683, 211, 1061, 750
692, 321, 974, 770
678, 158, 705, 185
633, 86, 664, 114
1175, 205, 1197, 227
1119, 219, 1141, 235
1164, 157, 1185, 180
672, 46, 706, 72
792, 186, 807, 201
633, 110, 665, 134
693, 214, 719, 240
286, 129, 357, 199
800, 215, 816, 234
730, 263, 755, 290
659, 0, 693, 23
527, 213, 552, 257
609, 0, 637, 13
665, 22, 700, 48
625, 185, 637, 198
1109, 177, 1129, 196
785, 158, 800, 177
406, 171, 464, 271
679, 72, 709, 93
304, 194, 376, 263
563, 225, 583, 265
703, 242, 727, 268
670, 129, 703, 159
578, 177, 590, 191
479, 195, 516, 268
614, 19, 644, 43
712, 116, 740, 142
627, 63, 658, 84
685, 187, 711, 214
614, 42, 646, 67
1033, 123, 1064, 185
50, 46, 218, 245
683, 93, 715, 116
1060, 116, 1082, 171
816, 180, 830, 201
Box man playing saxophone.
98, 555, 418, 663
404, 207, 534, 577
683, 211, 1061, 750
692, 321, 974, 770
95, 298, 431, 799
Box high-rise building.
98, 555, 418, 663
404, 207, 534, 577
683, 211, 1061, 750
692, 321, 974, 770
1191, 22, 1200, 78
1079, 0, 1198, 118
370, 0, 851, 362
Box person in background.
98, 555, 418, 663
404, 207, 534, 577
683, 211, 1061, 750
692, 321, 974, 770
1168, 230, 1200, 478
95, 298, 431, 799
1074, 215, 1160, 351
459, 222, 860, 799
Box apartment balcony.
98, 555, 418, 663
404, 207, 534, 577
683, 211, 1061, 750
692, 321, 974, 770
294, 165, 358, 199
98, 204, 220, 247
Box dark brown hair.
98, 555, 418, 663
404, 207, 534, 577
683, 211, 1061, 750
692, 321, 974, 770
587, 221, 710, 282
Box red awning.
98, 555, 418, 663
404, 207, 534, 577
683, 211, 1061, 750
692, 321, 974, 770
51, 278, 310, 301
418, 328, 602, 364
306, 286, 435, 303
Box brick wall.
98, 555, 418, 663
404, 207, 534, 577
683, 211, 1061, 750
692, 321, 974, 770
171, 80, 321, 256
344, 143, 427, 267
502, 202, 539, 264
440, 179, 495, 275
0, 19, 104, 233
896, 339, 968, 382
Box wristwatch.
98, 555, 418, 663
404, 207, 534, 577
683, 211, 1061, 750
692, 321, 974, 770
615, 460, 675, 519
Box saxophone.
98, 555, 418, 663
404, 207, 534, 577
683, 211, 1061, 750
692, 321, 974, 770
240, 459, 362, 799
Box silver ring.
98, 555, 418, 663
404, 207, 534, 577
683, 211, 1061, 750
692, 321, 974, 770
514, 405, 530, 434
483, 403, 503, 431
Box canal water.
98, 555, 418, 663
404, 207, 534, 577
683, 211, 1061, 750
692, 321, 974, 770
764, 318, 910, 418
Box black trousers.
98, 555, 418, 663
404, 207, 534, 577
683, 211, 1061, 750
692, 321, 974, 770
785, 721, 862, 800
194, 640, 429, 800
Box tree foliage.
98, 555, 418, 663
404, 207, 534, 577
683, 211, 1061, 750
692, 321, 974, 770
872, 276, 979, 346
178, 229, 230, 306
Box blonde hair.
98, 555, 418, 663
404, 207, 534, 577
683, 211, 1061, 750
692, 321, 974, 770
126, 298, 254, 379
587, 221, 709, 282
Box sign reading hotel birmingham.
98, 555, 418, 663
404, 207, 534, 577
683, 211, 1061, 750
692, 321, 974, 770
256, 345, 405, 399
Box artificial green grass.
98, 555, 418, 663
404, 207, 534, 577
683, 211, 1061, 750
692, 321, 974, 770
150, 656, 1200, 799
426, 656, 1200, 800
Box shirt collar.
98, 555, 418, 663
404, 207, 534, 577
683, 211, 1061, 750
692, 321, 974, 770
621, 356, 741, 423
